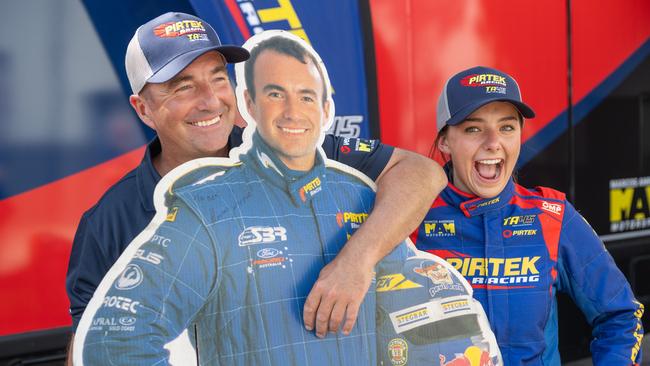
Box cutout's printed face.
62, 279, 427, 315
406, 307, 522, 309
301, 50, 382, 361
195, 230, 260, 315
235, 30, 334, 171
245, 49, 330, 171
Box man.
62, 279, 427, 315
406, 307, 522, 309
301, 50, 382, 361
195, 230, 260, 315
76, 31, 412, 365
66, 11, 445, 361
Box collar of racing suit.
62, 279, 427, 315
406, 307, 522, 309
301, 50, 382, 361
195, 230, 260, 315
441, 163, 515, 218
239, 131, 327, 207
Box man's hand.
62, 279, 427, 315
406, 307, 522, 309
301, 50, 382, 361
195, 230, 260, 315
303, 147, 446, 337
303, 251, 374, 338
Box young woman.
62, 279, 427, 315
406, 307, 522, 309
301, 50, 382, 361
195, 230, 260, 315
411, 66, 644, 365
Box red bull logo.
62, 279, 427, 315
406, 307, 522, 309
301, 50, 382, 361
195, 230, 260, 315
439, 346, 493, 366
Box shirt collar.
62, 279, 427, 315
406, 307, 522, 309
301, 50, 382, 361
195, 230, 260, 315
136, 137, 162, 213
241, 132, 326, 206
441, 163, 515, 217
136, 129, 246, 212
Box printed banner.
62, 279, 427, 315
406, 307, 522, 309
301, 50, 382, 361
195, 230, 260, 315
609, 176, 650, 233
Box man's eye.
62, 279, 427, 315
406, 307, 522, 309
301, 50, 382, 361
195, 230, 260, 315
465, 126, 480, 133
301, 96, 315, 103
501, 124, 516, 131
268, 92, 282, 98
176, 85, 193, 92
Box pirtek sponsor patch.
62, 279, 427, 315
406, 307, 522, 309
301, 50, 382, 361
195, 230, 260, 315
461, 73, 507, 87
299, 177, 321, 201
336, 212, 368, 228
154, 20, 206, 38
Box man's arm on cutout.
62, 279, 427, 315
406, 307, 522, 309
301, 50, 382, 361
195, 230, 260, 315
303, 147, 446, 337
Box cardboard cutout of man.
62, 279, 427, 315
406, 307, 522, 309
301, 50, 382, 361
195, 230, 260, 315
74, 31, 501, 366
74, 30, 381, 366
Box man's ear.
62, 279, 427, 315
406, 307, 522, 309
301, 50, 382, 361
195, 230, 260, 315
244, 89, 254, 120
438, 133, 451, 154
129, 94, 156, 131
322, 99, 331, 127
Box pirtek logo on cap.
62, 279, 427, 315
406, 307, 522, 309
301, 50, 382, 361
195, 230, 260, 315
153, 20, 206, 38
460, 73, 507, 87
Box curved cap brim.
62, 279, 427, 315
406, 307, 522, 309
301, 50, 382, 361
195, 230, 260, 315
446, 97, 535, 127
147, 45, 250, 84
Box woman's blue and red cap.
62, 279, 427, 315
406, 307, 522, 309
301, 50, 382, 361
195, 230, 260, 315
436, 66, 535, 131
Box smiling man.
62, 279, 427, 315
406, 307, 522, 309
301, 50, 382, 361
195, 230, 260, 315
74, 31, 418, 365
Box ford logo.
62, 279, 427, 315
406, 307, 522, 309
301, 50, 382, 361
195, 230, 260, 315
257, 248, 280, 259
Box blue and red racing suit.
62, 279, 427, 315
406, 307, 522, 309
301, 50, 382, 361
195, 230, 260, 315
411, 179, 644, 365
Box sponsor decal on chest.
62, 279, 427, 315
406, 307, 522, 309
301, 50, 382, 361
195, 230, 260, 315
336, 211, 368, 229
423, 219, 456, 237
238, 226, 288, 246
250, 247, 288, 269
445, 255, 542, 287
299, 177, 322, 202
541, 200, 562, 215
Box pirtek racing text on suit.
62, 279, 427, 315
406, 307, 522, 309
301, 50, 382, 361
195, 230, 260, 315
411, 179, 644, 365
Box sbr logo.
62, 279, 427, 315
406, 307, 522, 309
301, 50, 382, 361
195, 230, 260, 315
238, 226, 288, 246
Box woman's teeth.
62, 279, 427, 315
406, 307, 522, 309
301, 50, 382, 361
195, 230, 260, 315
475, 159, 502, 179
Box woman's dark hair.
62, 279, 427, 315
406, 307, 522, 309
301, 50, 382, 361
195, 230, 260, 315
429, 125, 450, 163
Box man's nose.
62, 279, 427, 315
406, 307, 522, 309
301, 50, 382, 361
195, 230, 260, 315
282, 96, 300, 120
196, 83, 222, 111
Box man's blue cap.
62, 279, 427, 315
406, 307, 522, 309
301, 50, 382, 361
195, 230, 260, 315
436, 66, 535, 131
125, 12, 250, 94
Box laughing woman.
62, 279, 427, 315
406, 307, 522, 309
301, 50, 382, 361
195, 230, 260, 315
411, 66, 644, 366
